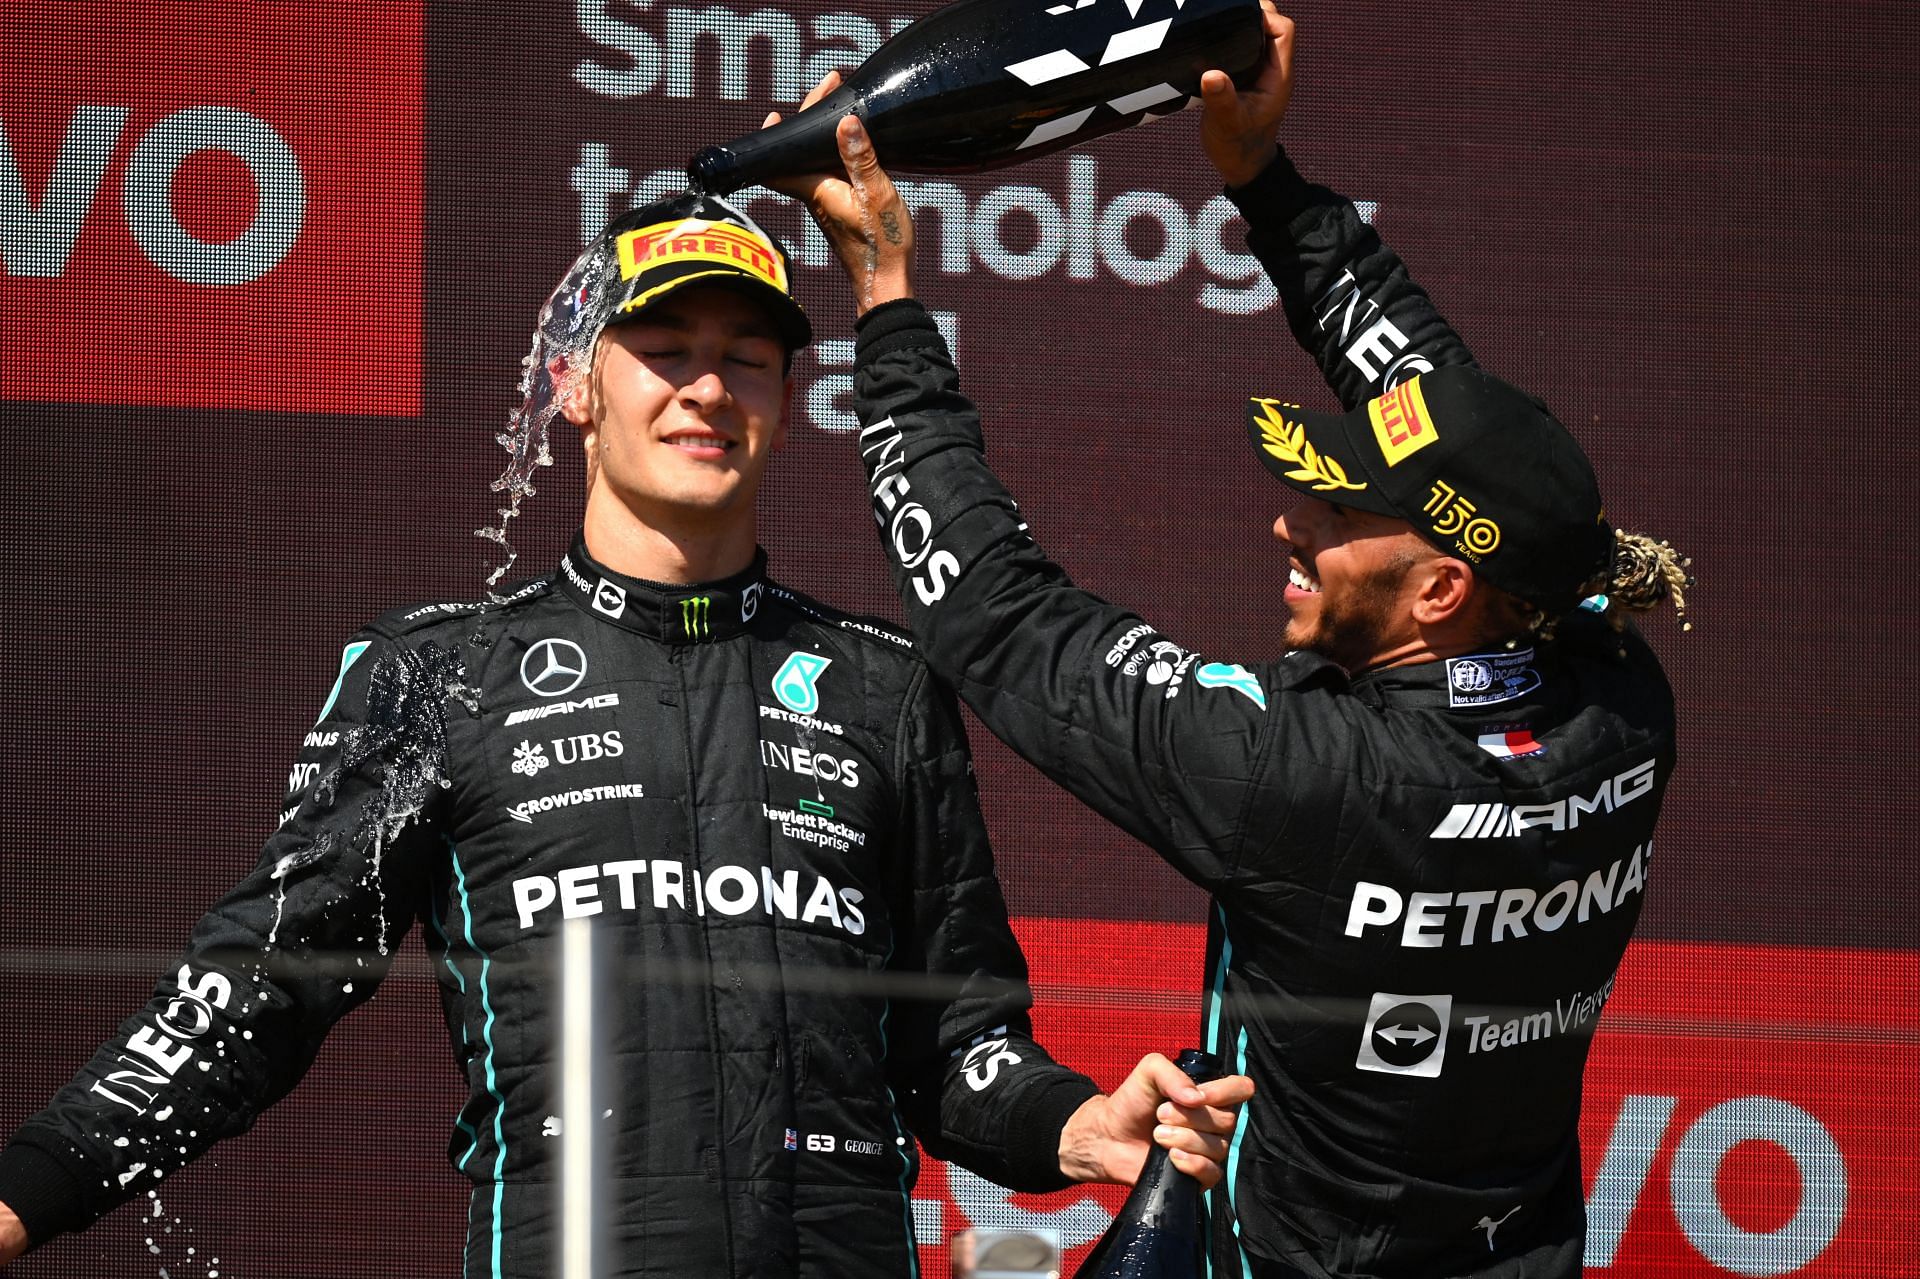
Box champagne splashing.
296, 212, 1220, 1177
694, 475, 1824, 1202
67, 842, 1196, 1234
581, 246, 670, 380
476, 225, 644, 597
267, 835, 333, 946
477, 191, 789, 596
306, 642, 476, 956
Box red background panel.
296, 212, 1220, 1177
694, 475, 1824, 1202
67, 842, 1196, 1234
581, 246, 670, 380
0, 0, 422, 413
997, 926, 1920, 1279
1582, 942, 1920, 1277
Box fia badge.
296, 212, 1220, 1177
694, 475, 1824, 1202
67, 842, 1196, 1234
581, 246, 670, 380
1445, 649, 1542, 708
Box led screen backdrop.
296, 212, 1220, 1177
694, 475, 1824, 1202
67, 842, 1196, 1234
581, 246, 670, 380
1, 0, 1915, 1275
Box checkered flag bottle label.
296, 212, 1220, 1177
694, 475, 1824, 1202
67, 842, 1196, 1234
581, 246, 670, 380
687, 0, 1263, 195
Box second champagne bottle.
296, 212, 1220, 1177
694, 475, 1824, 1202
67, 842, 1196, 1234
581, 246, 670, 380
1074, 1048, 1224, 1278
687, 0, 1265, 195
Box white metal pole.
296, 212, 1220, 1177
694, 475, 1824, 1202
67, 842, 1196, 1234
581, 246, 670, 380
560, 916, 597, 1279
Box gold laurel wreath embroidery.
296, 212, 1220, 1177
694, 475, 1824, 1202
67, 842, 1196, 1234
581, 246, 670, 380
1252, 400, 1368, 493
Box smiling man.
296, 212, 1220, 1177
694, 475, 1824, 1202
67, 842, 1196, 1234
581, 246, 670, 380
778, 5, 1692, 1275
0, 192, 1248, 1277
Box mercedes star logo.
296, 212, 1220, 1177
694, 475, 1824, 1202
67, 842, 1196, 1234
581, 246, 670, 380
520, 637, 588, 697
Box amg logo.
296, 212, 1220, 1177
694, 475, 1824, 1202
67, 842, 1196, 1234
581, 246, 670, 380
1430, 759, 1656, 838
504, 693, 619, 726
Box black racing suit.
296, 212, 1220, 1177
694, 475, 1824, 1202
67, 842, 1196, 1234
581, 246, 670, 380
847, 149, 1677, 1277
0, 536, 1098, 1278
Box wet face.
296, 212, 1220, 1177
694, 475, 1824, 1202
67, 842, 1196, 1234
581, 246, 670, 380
1272, 497, 1434, 671
563, 285, 791, 529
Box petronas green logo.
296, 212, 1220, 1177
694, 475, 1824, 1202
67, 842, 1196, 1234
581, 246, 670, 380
680, 596, 712, 637
771, 652, 833, 715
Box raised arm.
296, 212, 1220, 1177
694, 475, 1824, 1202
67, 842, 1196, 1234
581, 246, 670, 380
771, 95, 1302, 892
1201, 3, 1477, 407
0, 628, 448, 1257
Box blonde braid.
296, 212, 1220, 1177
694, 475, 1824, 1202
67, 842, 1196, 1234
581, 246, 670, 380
1606, 531, 1693, 632
1499, 530, 1695, 647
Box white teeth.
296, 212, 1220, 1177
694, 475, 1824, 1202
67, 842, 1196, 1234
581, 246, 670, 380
1289, 567, 1321, 593
667, 437, 730, 450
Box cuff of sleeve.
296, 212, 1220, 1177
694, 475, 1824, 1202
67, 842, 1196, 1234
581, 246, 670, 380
1001, 1073, 1101, 1193
854, 298, 946, 364
0, 1138, 94, 1249
1224, 145, 1325, 223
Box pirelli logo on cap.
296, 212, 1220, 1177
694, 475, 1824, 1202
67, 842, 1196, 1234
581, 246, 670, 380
615, 220, 789, 294
1368, 378, 1441, 468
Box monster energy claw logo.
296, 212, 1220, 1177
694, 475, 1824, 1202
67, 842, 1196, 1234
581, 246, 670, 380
679, 595, 712, 638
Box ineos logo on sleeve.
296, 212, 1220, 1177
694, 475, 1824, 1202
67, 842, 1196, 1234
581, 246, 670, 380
521, 639, 589, 697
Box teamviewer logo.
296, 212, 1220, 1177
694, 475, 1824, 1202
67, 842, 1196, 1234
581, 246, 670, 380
1355, 992, 1452, 1078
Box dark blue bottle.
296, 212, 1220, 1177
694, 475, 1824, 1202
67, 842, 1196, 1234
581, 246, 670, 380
687, 0, 1264, 195
1075, 1049, 1224, 1278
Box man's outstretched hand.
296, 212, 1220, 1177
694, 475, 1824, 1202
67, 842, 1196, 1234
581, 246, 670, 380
763, 72, 916, 315
0, 1200, 27, 1265
1058, 1053, 1254, 1190
1199, 1, 1296, 188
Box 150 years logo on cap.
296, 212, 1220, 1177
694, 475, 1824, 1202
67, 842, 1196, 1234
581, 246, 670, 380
1424, 481, 1502, 560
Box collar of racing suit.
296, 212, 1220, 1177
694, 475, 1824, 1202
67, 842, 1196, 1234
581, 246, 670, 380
1347, 639, 1563, 716
555, 532, 770, 643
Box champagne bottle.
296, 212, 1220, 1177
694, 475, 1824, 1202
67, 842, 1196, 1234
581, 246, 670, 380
688, 0, 1264, 195
1074, 1049, 1224, 1279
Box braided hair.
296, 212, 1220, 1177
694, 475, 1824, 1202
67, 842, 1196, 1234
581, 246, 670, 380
1605, 531, 1692, 630
1499, 529, 1694, 646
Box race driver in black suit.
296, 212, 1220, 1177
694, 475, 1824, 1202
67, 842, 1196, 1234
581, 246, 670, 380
775, 6, 1692, 1275
0, 193, 1250, 1277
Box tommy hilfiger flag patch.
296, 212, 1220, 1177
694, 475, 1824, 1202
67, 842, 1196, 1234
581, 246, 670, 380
1478, 729, 1546, 759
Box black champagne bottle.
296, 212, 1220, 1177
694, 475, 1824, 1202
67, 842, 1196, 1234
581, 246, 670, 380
688, 0, 1264, 195
1074, 1048, 1224, 1279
